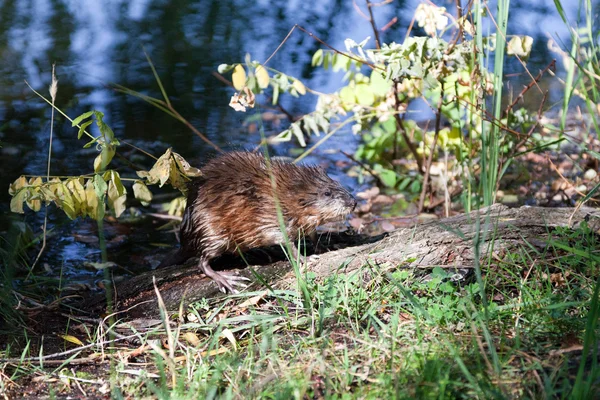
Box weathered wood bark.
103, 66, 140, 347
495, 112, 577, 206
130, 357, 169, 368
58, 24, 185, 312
84, 204, 600, 319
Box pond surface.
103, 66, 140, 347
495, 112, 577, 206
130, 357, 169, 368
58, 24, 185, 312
0, 0, 588, 285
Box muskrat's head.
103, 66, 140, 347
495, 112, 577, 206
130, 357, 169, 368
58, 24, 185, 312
293, 166, 357, 224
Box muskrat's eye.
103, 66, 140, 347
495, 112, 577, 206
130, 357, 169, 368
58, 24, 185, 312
324, 191, 332, 197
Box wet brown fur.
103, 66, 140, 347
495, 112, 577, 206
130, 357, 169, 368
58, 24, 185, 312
180, 151, 356, 260
163, 151, 356, 291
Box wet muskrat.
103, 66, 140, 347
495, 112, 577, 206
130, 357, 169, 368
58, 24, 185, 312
162, 151, 356, 292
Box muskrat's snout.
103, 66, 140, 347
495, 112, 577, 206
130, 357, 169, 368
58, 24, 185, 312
340, 189, 357, 212
348, 197, 358, 211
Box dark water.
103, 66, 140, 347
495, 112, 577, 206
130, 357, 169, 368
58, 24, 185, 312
0, 0, 588, 283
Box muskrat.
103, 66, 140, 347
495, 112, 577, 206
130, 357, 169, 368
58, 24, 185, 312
164, 151, 357, 293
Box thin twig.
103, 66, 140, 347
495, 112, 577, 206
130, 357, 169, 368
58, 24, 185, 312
423, 187, 463, 211
418, 81, 445, 213
502, 60, 556, 118
380, 17, 398, 32
294, 25, 382, 71
341, 151, 384, 186
28, 65, 59, 275
121, 140, 158, 160
0, 333, 141, 363
393, 80, 423, 173
365, 0, 382, 50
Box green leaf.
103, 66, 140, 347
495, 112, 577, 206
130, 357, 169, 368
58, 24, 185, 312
339, 86, 356, 105
77, 120, 93, 139
272, 84, 280, 105
333, 54, 351, 72
274, 129, 292, 143
370, 71, 391, 96
312, 49, 324, 66
217, 63, 233, 74
378, 169, 397, 187
107, 171, 127, 218
93, 174, 107, 220
323, 53, 331, 70
290, 123, 307, 147
94, 144, 116, 172
315, 114, 330, 134
72, 110, 94, 127
132, 180, 153, 206
94, 111, 116, 142
355, 84, 375, 106
83, 138, 98, 148
304, 116, 320, 137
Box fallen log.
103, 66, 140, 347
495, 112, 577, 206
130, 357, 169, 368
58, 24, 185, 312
83, 204, 600, 319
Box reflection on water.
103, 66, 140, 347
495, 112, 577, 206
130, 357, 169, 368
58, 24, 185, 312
0, 0, 589, 281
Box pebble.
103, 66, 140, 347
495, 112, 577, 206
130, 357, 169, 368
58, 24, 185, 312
584, 169, 597, 180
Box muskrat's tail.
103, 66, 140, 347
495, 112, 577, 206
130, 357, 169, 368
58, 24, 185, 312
157, 248, 190, 269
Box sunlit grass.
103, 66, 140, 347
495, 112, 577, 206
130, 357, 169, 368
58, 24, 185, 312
96, 218, 599, 399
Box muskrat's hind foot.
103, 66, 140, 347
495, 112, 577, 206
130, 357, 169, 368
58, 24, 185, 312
199, 258, 250, 294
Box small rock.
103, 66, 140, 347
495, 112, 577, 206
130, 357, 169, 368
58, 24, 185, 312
348, 217, 364, 231
372, 194, 395, 205
381, 221, 395, 232
584, 169, 597, 181
356, 186, 380, 200
500, 194, 519, 204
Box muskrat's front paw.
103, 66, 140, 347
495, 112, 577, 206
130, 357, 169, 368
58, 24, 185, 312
213, 271, 251, 294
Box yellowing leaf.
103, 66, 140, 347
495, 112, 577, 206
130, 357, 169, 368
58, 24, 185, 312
54, 183, 77, 219
26, 194, 42, 212
183, 332, 201, 347
107, 171, 127, 218
255, 65, 270, 89
9, 176, 28, 196
507, 35, 533, 59
60, 334, 84, 346
10, 188, 28, 214
26, 177, 44, 212
172, 153, 202, 177
85, 179, 100, 219
137, 148, 174, 187
133, 180, 153, 206
220, 328, 237, 350
292, 79, 306, 95
232, 65, 247, 91
167, 196, 186, 216
94, 144, 116, 173
66, 178, 86, 217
